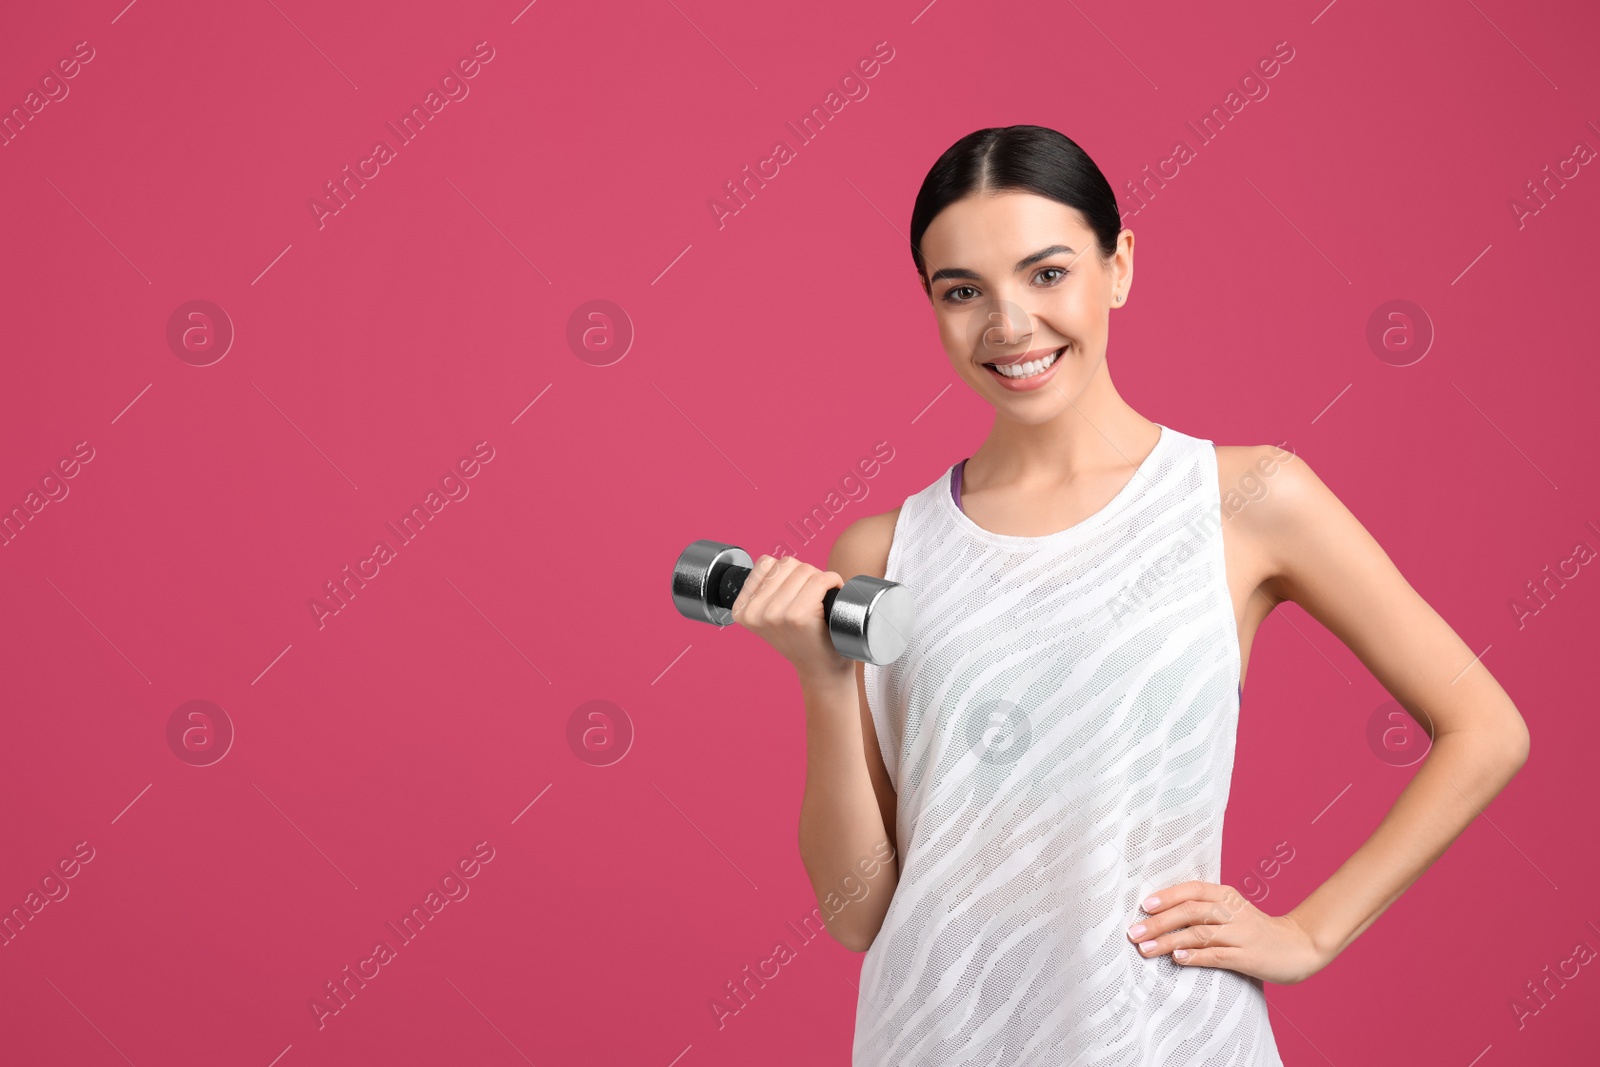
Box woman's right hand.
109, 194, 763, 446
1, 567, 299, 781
729, 555, 855, 682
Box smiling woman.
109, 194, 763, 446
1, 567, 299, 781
739, 124, 1531, 1067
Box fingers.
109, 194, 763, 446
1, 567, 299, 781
743, 556, 801, 623
732, 556, 841, 626
730, 556, 783, 622
1168, 944, 1237, 967
1131, 916, 1232, 960
1130, 892, 1250, 940
1128, 883, 1255, 964
772, 567, 845, 621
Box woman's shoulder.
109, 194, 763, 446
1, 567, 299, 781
1213, 440, 1349, 599
1213, 441, 1300, 487
1211, 440, 1314, 508
825, 506, 902, 581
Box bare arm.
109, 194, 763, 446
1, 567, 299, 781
795, 515, 901, 951
1251, 450, 1531, 966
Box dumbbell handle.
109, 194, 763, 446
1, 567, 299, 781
713, 563, 842, 618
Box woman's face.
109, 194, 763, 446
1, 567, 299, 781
919, 190, 1131, 419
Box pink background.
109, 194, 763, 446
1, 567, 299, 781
2, 0, 1596, 1063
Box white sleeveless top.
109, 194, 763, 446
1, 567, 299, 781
856, 423, 1282, 1066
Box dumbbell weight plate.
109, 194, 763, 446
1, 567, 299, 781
671, 540, 752, 627
827, 576, 914, 666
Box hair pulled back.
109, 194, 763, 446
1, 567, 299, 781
909, 125, 1122, 292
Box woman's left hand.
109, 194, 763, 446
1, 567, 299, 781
1125, 881, 1329, 985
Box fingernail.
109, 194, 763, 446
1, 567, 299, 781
1143, 896, 1160, 910
1127, 924, 1146, 938
1140, 941, 1158, 954
1173, 949, 1189, 960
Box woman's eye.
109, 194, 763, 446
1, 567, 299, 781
943, 270, 1065, 304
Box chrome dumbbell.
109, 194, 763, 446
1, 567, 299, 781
670, 539, 914, 665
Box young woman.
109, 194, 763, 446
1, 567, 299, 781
730, 125, 1529, 1065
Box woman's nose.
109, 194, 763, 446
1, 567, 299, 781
970, 297, 1035, 355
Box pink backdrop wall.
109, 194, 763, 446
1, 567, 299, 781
2, 0, 1596, 1063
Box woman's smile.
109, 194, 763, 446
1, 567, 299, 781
982, 344, 1066, 390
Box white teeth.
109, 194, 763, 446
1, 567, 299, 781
990, 348, 1063, 379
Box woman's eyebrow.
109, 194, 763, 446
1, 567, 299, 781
928, 244, 1078, 284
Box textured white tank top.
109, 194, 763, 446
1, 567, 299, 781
856, 423, 1282, 1066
